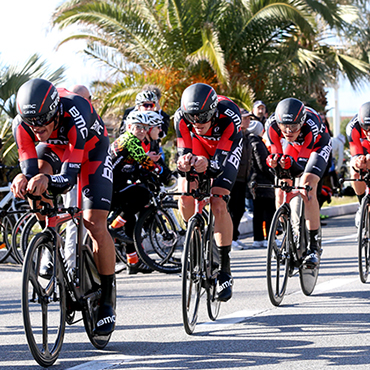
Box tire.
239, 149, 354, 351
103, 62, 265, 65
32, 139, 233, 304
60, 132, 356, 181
81, 243, 111, 349
12, 212, 34, 264
182, 218, 202, 334
134, 201, 185, 273
0, 214, 16, 263
358, 196, 370, 283
266, 206, 291, 306
22, 232, 66, 367
21, 216, 58, 262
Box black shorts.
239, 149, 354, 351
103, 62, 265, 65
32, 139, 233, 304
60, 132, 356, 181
36, 141, 113, 211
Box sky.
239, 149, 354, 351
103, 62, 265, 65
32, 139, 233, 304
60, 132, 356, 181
1, 0, 370, 119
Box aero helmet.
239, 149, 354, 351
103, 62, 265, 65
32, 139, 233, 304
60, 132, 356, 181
275, 98, 306, 126
16, 78, 60, 126
358, 102, 370, 130
180, 83, 218, 124
135, 90, 158, 106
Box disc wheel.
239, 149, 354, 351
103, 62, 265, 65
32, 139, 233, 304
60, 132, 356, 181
266, 207, 290, 306
181, 218, 202, 334
22, 232, 66, 367
81, 244, 112, 349
358, 197, 370, 283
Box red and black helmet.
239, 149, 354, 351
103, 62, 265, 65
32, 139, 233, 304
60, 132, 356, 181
16, 78, 60, 127
358, 102, 370, 130
275, 98, 306, 125
180, 83, 218, 124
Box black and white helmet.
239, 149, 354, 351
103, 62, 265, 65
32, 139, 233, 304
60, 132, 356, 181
125, 110, 162, 127
16, 78, 60, 127
135, 90, 158, 106
358, 102, 370, 130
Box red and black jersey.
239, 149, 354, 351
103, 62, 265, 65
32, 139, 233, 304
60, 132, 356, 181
346, 114, 370, 156
266, 107, 331, 166
174, 95, 242, 167
12, 88, 109, 186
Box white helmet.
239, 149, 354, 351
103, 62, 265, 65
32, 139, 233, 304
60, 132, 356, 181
135, 90, 158, 106
125, 110, 163, 127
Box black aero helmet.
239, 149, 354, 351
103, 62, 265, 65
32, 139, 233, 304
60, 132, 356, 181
181, 83, 218, 124
16, 78, 60, 127
358, 102, 370, 130
275, 98, 306, 126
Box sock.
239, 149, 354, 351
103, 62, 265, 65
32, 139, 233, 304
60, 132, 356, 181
308, 229, 321, 251
99, 274, 116, 307
127, 252, 139, 265
218, 246, 231, 274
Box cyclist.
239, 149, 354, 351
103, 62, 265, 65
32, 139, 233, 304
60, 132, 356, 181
346, 101, 370, 226
110, 110, 168, 274
11, 78, 116, 336
175, 82, 243, 302
265, 97, 332, 267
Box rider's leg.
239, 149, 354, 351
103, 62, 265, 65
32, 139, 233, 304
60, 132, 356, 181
84, 209, 116, 335
300, 173, 322, 266
177, 176, 196, 222
350, 166, 366, 203
211, 186, 233, 302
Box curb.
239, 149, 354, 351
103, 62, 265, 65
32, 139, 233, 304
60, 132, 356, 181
238, 202, 358, 236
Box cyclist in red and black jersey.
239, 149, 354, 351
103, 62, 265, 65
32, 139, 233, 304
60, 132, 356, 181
266, 98, 332, 267
11, 78, 116, 336
346, 102, 370, 220
174, 83, 243, 302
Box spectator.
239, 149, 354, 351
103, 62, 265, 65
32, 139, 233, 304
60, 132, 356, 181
248, 120, 276, 248
252, 100, 267, 126
120, 87, 170, 135
70, 84, 91, 101
228, 108, 252, 251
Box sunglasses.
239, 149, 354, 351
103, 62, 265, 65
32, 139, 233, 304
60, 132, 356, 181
141, 103, 155, 109
277, 122, 302, 133
132, 124, 149, 131
184, 110, 215, 124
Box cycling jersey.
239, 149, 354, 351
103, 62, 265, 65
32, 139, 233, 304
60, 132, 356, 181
111, 131, 161, 191
266, 107, 332, 178
12, 88, 113, 210
346, 114, 370, 156
174, 95, 243, 190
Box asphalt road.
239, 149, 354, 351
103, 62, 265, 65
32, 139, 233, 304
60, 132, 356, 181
1, 211, 370, 370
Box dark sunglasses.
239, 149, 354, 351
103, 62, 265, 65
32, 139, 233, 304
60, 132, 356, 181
142, 103, 155, 108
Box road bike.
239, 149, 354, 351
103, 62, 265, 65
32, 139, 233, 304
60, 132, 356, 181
0, 164, 29, 263
257, 179, 320, 306
171, 171, 220, 334
342, 170, 370, 283
21, 187, 112, 367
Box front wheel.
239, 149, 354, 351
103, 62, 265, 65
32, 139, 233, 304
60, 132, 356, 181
182, 218, 202, 334
22, 232, 66, 367
358, 197, 370, 283
266, 207, 291, 306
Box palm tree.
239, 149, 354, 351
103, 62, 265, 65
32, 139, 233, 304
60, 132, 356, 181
0, 54, 65, 164
52, 0, 370, 120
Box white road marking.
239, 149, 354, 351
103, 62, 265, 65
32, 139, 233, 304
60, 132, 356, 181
322, 233, 357, 244
67, 355, 136, 370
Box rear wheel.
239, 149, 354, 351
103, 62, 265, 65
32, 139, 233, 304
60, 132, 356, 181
358, 197, 370, 283
81, 244, 111, 349
182, 218, 202, 334
134, 201, 185, 273
22, 232, 66, 367
267, 207, 291, 306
